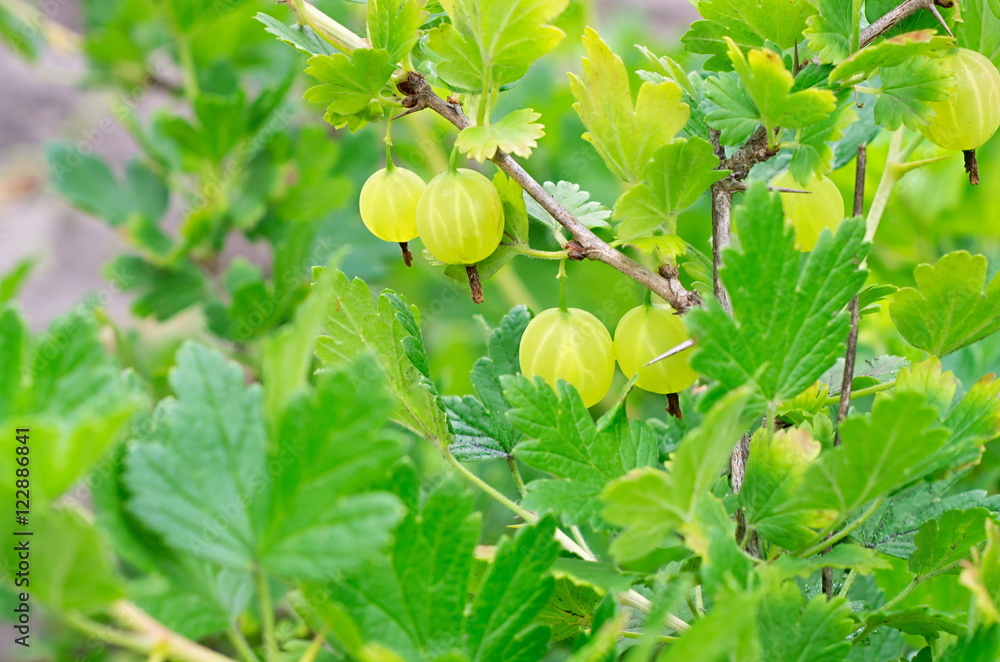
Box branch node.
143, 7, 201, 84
564, 240, 587, 261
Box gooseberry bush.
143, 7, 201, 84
4, 0, 1000, 660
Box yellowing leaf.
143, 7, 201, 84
720, 38, 837, 149
960, 521, 1000, 624
890, 251, 1000, 357
829, 30, 955, 83
627, 235, 687, 259
455, 109, 545, 162
569, 28, 689, 183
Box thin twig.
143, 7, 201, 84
398, 72, 702, 312
859, 0, 953, 48
824, 144, 867, 598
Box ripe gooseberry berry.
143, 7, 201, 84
770, 170, 845, 252
416, 167, 504, 266
519, 307, 615, 408
359, 165, 426, 265
614, 303, 698, 394
919, 48, 1000, 152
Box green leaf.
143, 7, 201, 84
305, 480, 479, 659
873, 57, 954, 131
601, 389, 757, 562
303, 49, 396, 130
909, 509, 995, 578
757, 581, 854, 662
550, 558, 638, 596
961, 521, 1000, 624
829, 30, 955, 82
124, 343, 269, 569
955, 0, 1000, 65
612, 138, 728, 241
261, 255, 341, 430
445, 306, 532, 461
507, 376, 659, 524
10, 506, 123, 613
686, 184, 868, 404
864, 608, 966, 640
937, 625, 1000, 661
523, 181, 612, 231
771, 544, 892, 578
569, 28, 689, 183
935, 373, 1000, 470
790, 102, 858, 181
682, 496, 754, 598
456, 109, 545, 162
703, 72, 760, 145
538, 579, 601, 642
316, 271, 451, 445
713, 39, 837, 149
793, 393, 950, 517
367, 0, 427, 63
857, 471, 1000, 559
681, 0, 814, 71
47, 143, 133, 226
424, 0, 568, 92
0, 257, 35, 306
255, 12, 336, 56
890, 251, 1000, 357
0, 308, 145, 505
895, 357, 957, 417
105, 255, 206, 321
309, 502, 559, 662
260, 364, 406, 580
126, 344, 404, 580
467, 517, 560, 661
658, 590, 759, 661
805, 0, 855, 64
741, 428, 834, 550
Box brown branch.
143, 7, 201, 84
823, 144, 868, 599
397, 72, 702, 312
859, 0, 954, 48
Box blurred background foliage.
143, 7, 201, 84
0, 0, 999, 657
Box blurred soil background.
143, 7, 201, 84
0, 0, 698, 331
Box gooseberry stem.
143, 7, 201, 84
399, 242, 413, 267
513, 245, 569, 260
384, 119, 396, 172
466, 265, 484, 304
964, 149, 980, 185
557, 260, 568, 313
448, 144, 462, 174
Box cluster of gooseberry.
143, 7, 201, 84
357, 46, 1000, 408
769, 47, 1000, 236
359, 140, 503, 302
518, 295, 699, 409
